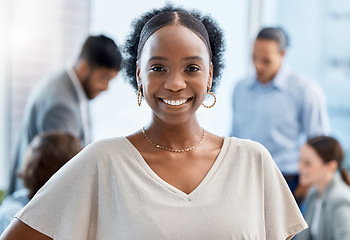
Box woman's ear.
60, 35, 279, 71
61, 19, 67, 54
207, 62, 213, 91
136, 61, 141, 87
327, 159, 339, 172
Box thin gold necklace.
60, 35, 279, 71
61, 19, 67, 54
141, 127, 205, 153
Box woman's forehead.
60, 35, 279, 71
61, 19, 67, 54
149, 24, 202, 41
140, 25, 210, 60
302, 144, 323, 162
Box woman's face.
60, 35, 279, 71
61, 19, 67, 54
298, 144, 330, 187
137, 24, 213, 126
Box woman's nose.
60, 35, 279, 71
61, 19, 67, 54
164, 72, 186, 91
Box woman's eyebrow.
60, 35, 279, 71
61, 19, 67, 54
148, 56, 204, 62
148, 56, 168, 61
182, 56, 204, 61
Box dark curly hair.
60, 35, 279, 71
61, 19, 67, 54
123, 4, 225, 93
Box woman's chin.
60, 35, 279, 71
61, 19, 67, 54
298, 177, 311, 187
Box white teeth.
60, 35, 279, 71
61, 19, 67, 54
162, 99, 188, 106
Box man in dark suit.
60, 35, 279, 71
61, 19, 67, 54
9, 35, 122, 193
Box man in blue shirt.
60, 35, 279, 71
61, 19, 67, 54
230, 27, 330, 193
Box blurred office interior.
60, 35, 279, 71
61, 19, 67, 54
0, 0, 349, 192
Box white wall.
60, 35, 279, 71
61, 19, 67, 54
89, 0, 250, 140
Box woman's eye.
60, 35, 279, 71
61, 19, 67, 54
186, 66, 200, 72
150, 66, 165, 72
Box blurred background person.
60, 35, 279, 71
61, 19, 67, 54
0, 131, 82, 234
295, 136, 350, 240
230, 27, 330, 192
8, 34, 122, 194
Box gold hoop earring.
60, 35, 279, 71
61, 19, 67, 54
137, 87, 142, 106
202, 91, 216, 108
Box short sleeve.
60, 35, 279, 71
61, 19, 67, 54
15, 141, 102, 239
260, 145, 308, 239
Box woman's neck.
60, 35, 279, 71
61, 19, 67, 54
146, 118, 203, 150
316, 171, 335, 196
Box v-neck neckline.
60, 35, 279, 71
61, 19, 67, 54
123, 137, 229, 200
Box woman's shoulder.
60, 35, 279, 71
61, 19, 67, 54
223, 137, 274, 169
326, 175, 350, 205
68, 137, 132, 167
85, 137, 130, 152
225, 136, 271, 156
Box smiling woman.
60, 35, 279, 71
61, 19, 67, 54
1, 4, 307, 240
136, 24, 212, 127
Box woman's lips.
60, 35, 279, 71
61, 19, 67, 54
160, 98, 191, 106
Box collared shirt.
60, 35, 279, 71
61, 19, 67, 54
231, 65, 330, 174
66, 66, 91, 146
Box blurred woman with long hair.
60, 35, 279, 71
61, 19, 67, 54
296, 136, 350, 240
